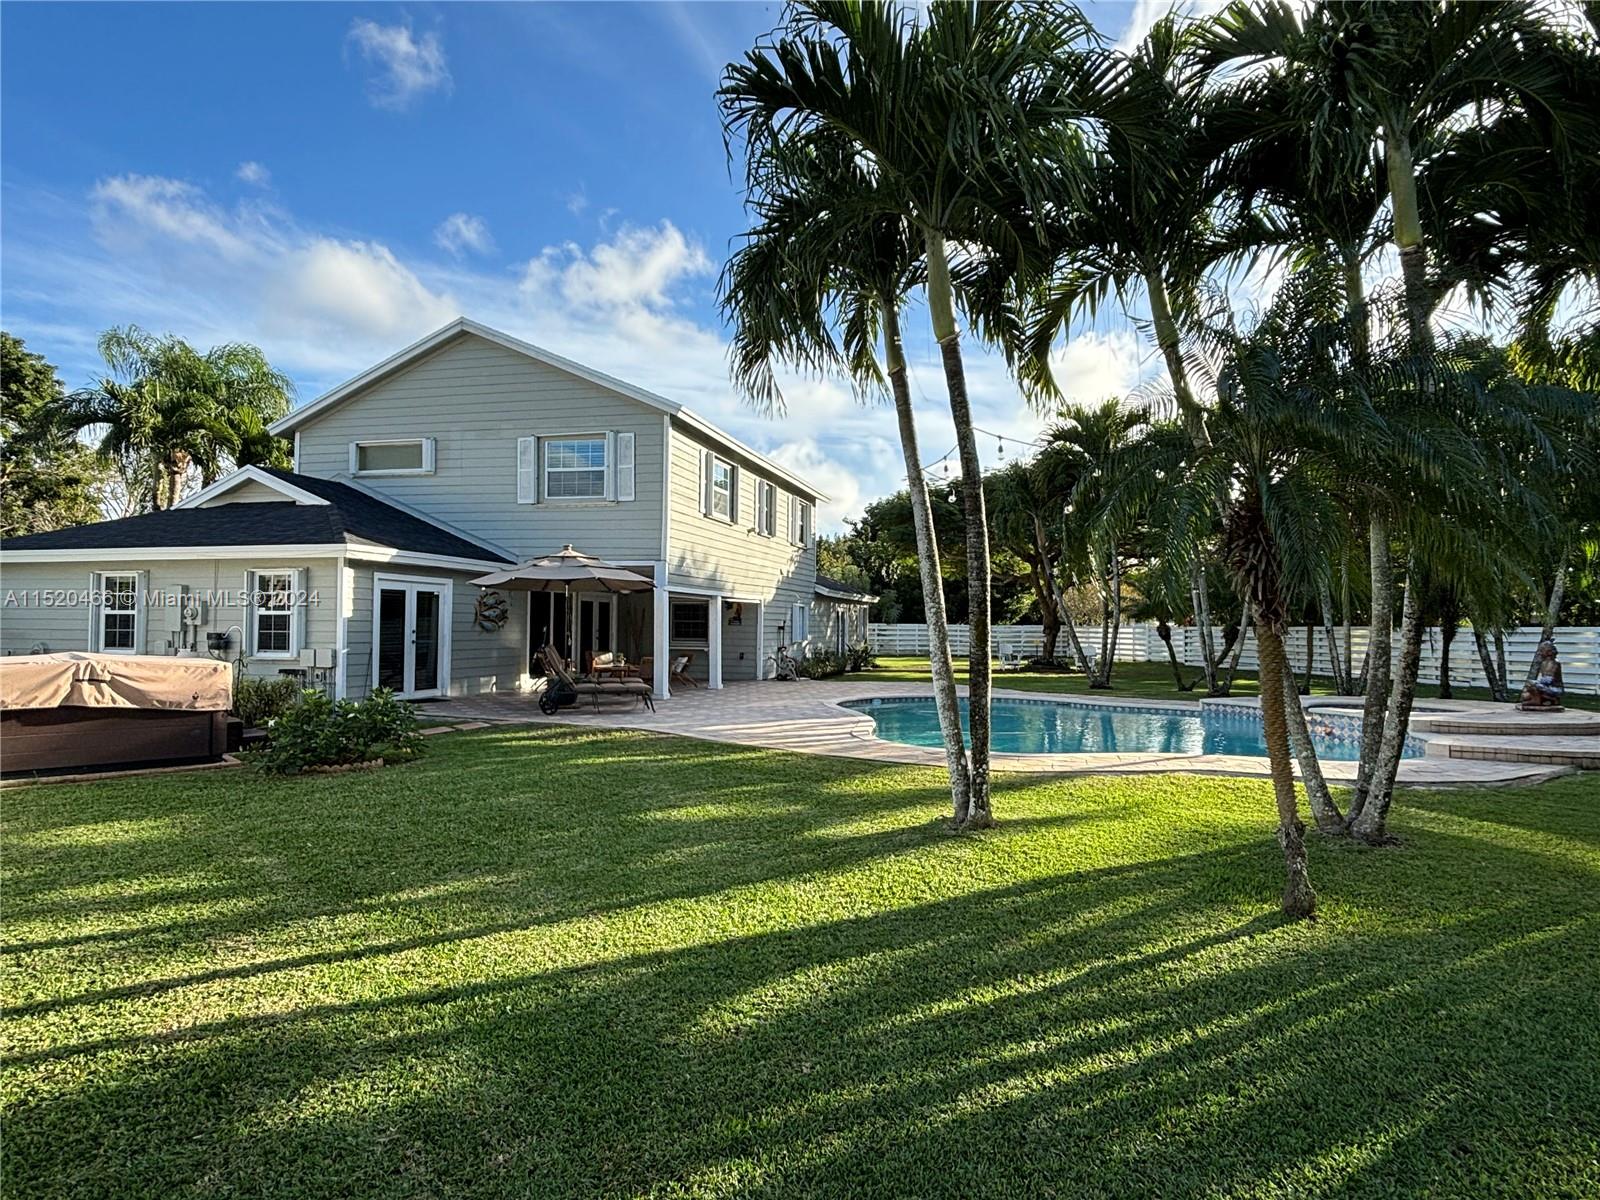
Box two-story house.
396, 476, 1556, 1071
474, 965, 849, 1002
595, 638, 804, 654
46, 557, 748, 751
0, 319, 850, 700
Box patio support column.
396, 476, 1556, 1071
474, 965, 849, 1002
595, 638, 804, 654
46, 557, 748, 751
708, 595, 724, 689
653, 563, 670, 700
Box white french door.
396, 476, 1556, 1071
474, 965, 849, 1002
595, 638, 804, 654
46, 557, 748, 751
373, 576, 451, 699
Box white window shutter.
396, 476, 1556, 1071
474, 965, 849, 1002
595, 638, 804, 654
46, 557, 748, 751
616, 432, 636, 502
702, 450, 715, 516
292, 568, 306, 656
517, 437, 538, 504
788, 494, 799, 543
87, 571, 100, 651
421, 438, 436, 473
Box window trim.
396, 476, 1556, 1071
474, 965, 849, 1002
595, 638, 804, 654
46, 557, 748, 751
709, 456, 735, 521
349, 437, 435, 477
250, 568, 299, 659
542, 433, 611, 503
94, 571, 143, 653
669, 600, 711, 646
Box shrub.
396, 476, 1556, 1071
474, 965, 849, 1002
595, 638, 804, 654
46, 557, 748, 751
232, 674, 303, 728
797, 650, 847, 679
845, 642, 876, 672
248, 687, 424, 775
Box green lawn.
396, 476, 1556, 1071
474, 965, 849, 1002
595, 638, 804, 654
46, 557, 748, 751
4, 728, 1598, 1198
848, 655, 1600, 711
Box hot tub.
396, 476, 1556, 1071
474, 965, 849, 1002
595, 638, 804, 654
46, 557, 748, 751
1, 652, 235, 775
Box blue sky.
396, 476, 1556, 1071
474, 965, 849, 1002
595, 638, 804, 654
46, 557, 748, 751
1, 1, 1181, 528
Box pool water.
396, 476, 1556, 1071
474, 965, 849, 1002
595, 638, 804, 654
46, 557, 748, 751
843, 697, 1421, 760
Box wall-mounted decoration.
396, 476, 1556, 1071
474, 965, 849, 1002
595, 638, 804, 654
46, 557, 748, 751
725, 601, 743, 626
474, 589, 509, 632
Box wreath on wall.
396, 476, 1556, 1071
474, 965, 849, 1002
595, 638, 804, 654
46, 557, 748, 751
474, 589, 509, 632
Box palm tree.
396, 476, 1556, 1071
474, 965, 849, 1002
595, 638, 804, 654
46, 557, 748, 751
67, 327, 294, 510
719, 141, 975, 818
1101, 267, 1364, 916
1048, 400, 1144, 687
987, 452, 1094, 673
722, 0, 1102, 827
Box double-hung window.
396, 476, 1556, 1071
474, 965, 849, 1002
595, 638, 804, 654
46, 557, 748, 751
756, 480, 776, 536
710, 457, 734, 520
97, 573, 140, 651
252, 570, 297, 658
670, 601, 710, 644
544, 436, 608, 500
790, 497, 813, 547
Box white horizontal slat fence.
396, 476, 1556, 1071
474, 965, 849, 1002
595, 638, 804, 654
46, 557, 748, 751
867, 623, 1600, 695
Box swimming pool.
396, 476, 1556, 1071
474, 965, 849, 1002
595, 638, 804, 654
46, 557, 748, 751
842, 697, 1422, 760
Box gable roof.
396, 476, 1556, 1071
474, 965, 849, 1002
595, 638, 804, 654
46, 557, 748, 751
268, 317, 829, 501
1, 469, 512, 564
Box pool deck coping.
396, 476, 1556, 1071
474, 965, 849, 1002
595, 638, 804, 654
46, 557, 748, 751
419, 679, 1585, 788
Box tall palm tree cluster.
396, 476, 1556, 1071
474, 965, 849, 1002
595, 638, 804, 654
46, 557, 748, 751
719, 0, 1598, 917
67, 326, 295, 513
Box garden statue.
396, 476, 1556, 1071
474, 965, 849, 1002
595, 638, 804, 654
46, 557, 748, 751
1518, 640, 1565, 711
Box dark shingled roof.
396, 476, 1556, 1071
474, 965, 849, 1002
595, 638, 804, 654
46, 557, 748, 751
0, 469, 512, 563
814, 573, 877, 603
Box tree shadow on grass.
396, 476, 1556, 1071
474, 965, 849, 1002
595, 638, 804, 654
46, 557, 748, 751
6, 836, 1597, 1199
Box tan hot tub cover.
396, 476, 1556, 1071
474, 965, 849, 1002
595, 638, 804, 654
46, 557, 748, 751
0, 653, 233, 712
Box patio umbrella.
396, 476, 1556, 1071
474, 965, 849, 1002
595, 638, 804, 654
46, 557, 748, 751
471, 545, 654, 594
471, 545, 654, 664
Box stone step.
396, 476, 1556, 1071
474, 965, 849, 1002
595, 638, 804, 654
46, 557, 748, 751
1410, 713, 1600, 738
1439, 737, 1600, 770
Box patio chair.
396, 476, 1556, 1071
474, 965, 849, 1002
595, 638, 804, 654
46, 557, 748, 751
670, 653, 698, 688
539, 646, 654, 714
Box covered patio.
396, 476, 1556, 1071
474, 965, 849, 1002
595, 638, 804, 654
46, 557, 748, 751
483, 546, 766, 698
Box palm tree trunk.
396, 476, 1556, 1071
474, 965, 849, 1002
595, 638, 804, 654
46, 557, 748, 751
1034, 516, 1092, 674
1473, 625, 1507, 702
1191, 562, 1220, 694
1438, 621, 1458, 700
1353, 558, 1425, 843
1340, 553, 1355, 695
1350, 513, 1393, 824
1526, 566, 1566, 681
1256, 621, 1317, 919
1035, 564, 1059, 661
1102, 554, 1122, 686
926, 229, 992, 828
1217, 600, 1251, 696
1156, 620, 1190, 690
1145, 270, 1209, 449
883, 294, 972, 815
1385, 130, 1434, 351
1281, 665, 1343, 834
1494, 628, 1509, 699
1302, 622, 1315, 693
1319, 579, 1348, 694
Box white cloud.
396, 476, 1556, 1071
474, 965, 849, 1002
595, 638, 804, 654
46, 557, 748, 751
264, 239, 457, 343
566, 188, 588, 216
345, 19, 451, 111
235, 161, 271, 187
1115, 0, 1229, 51
433, 212, 494, 257
521, 220, 713, 313
90, 174, 254, 261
